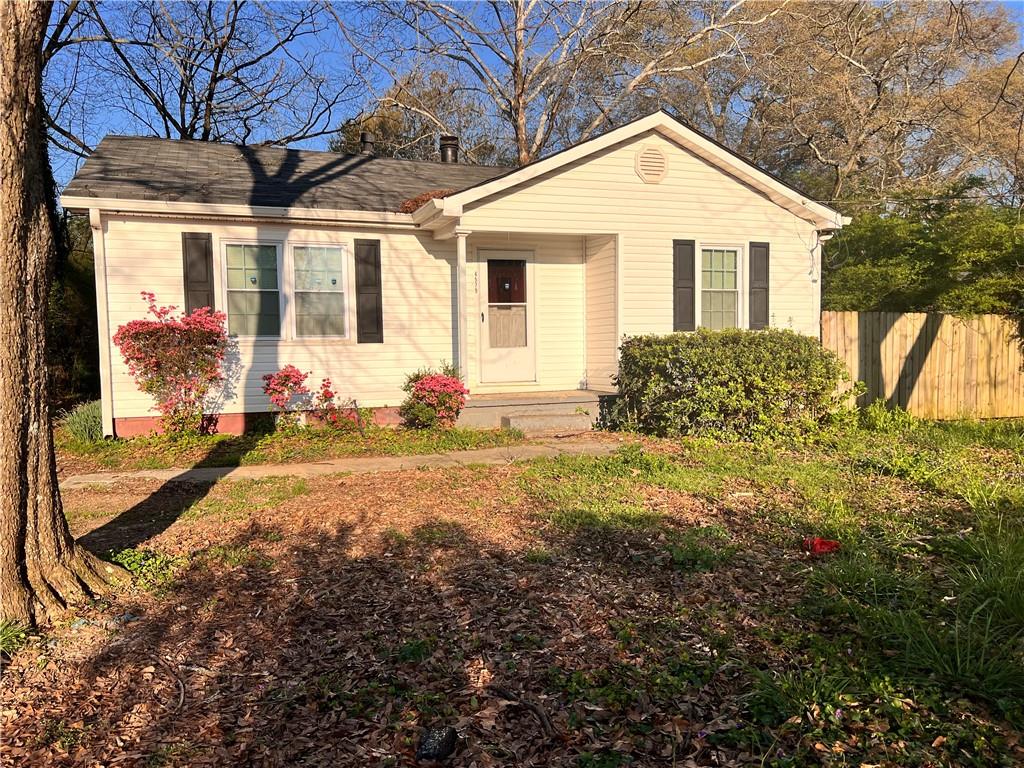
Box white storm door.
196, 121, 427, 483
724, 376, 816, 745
479, 252, 536, 383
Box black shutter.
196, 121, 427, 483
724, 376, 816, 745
748, 241, 769, 330
182, 232, 214, 312
672, 239, 695, 332
355, 239, 383, 343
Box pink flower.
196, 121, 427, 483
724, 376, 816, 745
113, 293, 232, 434
405, 374, 468, 427
262, 365, 311, 413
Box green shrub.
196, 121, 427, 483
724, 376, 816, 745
398, 398, 439, 429
860, 399, 916, 433
611, 329, 853, 441
59, 399, 103, 443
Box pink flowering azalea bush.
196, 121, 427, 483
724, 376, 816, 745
263, 367, 362, 431
399, 367, 469, 429
312, 377, 364, 432
262, 365, 310, 425
113, 292, 231, 435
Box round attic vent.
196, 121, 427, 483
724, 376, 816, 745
635, 146, 668, 183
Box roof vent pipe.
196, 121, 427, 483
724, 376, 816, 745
359, 131, 375, 155
439, 135, 459, 164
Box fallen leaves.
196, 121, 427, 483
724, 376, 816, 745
4, 444, 1022, 766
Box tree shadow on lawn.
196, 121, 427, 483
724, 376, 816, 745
10, 512, 757, 767
14, 455, 1019, 767
75, 437, 240, 553
78, 480, 217, 553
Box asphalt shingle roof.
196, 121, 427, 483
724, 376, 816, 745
62, 135, 508, 212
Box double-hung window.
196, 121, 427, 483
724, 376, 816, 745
226, 243, 281, 336
293, 245, 347, 337
700, 247, 739, 330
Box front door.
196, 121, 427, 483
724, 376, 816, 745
479, 252, 536, 383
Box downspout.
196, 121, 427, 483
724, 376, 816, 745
814, 231, 835, 340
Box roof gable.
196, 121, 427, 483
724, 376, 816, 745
436, 111, 847, 230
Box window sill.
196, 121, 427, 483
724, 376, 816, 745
234, 336, 355, 346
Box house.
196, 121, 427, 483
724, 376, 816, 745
61, 110, 848, 437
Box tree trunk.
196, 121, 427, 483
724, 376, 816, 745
0, 0, 123, 626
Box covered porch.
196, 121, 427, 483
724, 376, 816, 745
434, 226, 621, 399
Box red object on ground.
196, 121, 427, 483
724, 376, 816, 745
802, 537, 841, 555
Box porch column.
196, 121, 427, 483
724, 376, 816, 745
455, 227, 472, 380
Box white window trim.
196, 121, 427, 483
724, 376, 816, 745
695, 242, 746, 331
221, 239, 285, 339
288, 242, 350, 340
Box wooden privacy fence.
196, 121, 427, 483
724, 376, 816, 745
821, 311, 1024, 419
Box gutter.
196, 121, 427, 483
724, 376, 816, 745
59, 195, 419, 229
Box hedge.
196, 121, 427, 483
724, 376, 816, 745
609, 329, 852, 441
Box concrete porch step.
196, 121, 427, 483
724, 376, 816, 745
458, 389, 603, 429
500, 411, 595, 434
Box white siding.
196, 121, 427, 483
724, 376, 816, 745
585, 234, 617, 390
100, 214, 459, 419
459, 130, 821, 337
466, 233, 586, 394
98, 129, 823, 422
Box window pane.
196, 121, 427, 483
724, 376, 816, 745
252, 245, 277, 268
259, 267, 278, 289
296, 312, 345, 337
227, 291, 248, 318
488, 260, 526, 304
294, 246, 344, 292
226, 267, 247, 289
226, 244, 278, 288
295, 290, 344, 337
255, 307, 281, 336
227, 289, 280, 336
700, 248, 738, 331
701, 290, 737, 330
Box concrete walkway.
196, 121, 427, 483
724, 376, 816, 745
60, 438, 621, 489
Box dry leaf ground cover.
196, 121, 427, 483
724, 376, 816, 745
3, 419, 1024, 767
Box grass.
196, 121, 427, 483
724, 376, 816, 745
109, 547, 185, 591
183, 476, 309, 521
522, 416, 1024, 739
38, 718, 87, 750
0, 619, 29, 657
411, 520, 465, 547
57, 399, 102, 443
519, 445, 678, 532
202, 544, 274, 569
58, 423, 525, 471
665, 525, 735, 572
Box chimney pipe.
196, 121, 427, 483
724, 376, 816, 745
359, 131, 375, 155
439, 135, 459, 164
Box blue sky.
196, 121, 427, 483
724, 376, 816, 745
48, 1, 1024, 188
